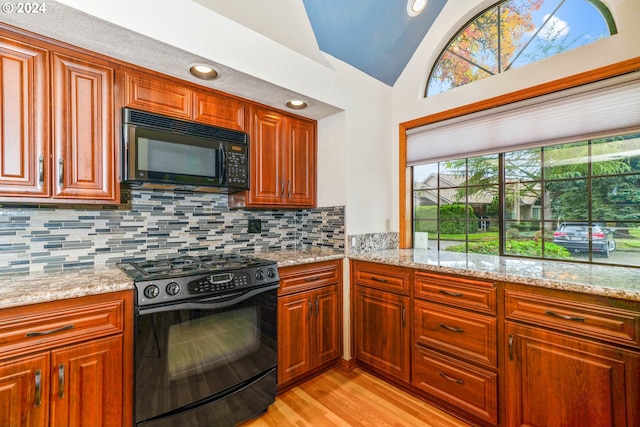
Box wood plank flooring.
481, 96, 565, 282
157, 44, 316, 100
240, 368, 472, 427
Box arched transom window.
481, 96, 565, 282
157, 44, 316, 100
426, 0, 617, 97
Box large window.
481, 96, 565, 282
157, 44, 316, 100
426, 0, 616, 96
413, 132, 640, 267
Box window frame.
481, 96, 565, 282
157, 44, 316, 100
399, 58, 640, 250
425, 0, 617, 97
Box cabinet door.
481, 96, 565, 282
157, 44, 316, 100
313, 285, 341, 366
284, 117, 316, 207
49, 335, 123, 427
124, 71, 192, 120
52, 52, 116, 202
0, 35, 49, 198
247, 108, 286, 205
354, 286, 410, 382
277, 293, 312, 384
194, 91, 246, 131
0, 353, 49, 427
506, 322, 639, 427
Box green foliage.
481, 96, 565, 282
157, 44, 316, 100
446, 239, 572, 258
440, 204, 477, 234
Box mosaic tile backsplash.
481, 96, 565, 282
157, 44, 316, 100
0, 189, 345, 275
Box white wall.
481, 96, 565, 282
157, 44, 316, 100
390, 0, 640, 231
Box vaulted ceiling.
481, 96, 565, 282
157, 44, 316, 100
195, 0, 448, 86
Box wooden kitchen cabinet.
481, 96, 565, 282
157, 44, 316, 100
0, 33, 50, 199
51, 52, 116, 201
413, 272, 498, 426
0, 28, 118, 204
122, 68, 248, 131
229, 106, 316, 208
0, 291, 133, 427
352, 261, 412, 383
504, 285, 640, 427
277, 260, 342, 390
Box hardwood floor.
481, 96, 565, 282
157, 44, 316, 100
240, 368, 472, 427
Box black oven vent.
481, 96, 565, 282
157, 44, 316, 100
124, 108, 247, 144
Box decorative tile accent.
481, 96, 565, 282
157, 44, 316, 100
348, 232, 399, 253
0, 190, 344, 275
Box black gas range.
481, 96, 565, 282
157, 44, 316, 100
117, 253, 280, 308
118, 253, 280, 427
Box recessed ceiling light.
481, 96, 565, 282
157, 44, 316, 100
189, 64, 219, 80
286, 100, 308, 110
407, 0, 427, 17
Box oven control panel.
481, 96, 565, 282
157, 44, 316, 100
188, 272, 250, 294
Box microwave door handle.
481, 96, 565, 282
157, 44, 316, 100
219, 143, 226, 184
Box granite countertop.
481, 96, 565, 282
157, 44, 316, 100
258, 247, 345, 266
0, 248, 346, 310
3, 247, 639, 309
0, 266, 134, 310
349, 249, 640, 302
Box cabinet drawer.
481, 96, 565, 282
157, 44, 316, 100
415, 272, 496, 315
351, 261, 411, 295
0, 298, 125, 357
415, 301, 497, 368
505, 289, 640, 347
413, 345, 497, 425
279, 260, 341, 295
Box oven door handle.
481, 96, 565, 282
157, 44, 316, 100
136, 284, 279, 315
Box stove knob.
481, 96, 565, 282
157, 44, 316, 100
255, 270, 265, 280
166, 282, 181, 296
267, 268, 277, 278
143, 284, 160, 299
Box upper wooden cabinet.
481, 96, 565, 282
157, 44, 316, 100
0, 30, 118, 204
122, 69, 247, 131
229, 106, 316, 208
0, 34, 50, 198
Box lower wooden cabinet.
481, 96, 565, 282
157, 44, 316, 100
277, 260, 342, 390
505, 321, 639, 427
0, 291, 133, 427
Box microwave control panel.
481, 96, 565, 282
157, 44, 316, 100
226, 143, 248, 188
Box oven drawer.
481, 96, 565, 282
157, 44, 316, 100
415, 272, 496, 315
415, 300, 497, 368
278, 259, 342, 295
0, 295, 125, 357
413, 345, 497, 425
505, 289, 640, 347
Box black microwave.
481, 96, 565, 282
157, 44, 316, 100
121, 108, 249, 193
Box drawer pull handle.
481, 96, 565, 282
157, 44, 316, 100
304, 276, 321, 282
438, 289, 463, 297
34, 370, 42, 407
26, 324, 75, 338
371, 276, 388, 283
439, 323, 464, 333
545, 310, 585, 322
439, 371, 464, 385
58, 364, 65, 399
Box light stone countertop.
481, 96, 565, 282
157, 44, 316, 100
0, 266, 134, 310
349, 249, 640, 302
3, 247, 640, 309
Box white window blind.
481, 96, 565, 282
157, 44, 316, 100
406, 73, 640, 165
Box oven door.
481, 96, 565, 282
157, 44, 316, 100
134, 285, 278, 425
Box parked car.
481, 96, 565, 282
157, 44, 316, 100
552, 222, 616, 257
